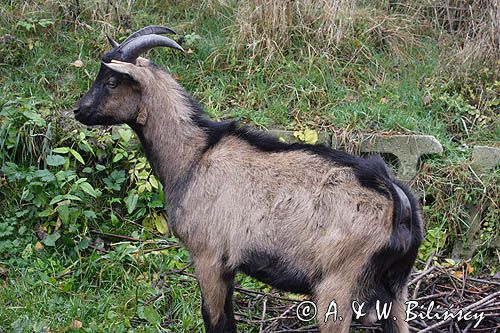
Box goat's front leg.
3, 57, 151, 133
194, 255, 236, 333
314, 273, 354, 333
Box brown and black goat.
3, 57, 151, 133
74, 26, 423, 333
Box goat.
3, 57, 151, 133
73, 26, 423, 333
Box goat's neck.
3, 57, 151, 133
132, 84, 206, 201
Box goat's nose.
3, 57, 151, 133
73, 107, 80, 114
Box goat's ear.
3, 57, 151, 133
103, 60, 149, 85
136, 57, 150, 66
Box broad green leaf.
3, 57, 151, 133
154, 214, 169, 235
79, 182, 99, 198
49, 194, 82, 205
149, 176, 159, 189
42, 232, 61, 247
444, 258, 457, 266
74, 178, 88, 185
142, 215, 155, 233
57, 205, 70, 224
52, 147, 70, 154
49, 195, 64, 205
111, 212, 119, 225
148, 198, 164, 208
138, 170, 149, 180
64, 194, 82, 202
125, 192, 139, 214
77, 239, 90, 250
46, 155, 67, 166
107, 311, 118, 320
135, 162, 146, 170
119, 129, 132, 143
137, 305, 161, 324
18, 225, 27, 235
113, 153, 124, 163
62, 281, 73, 292
34, 169, 55, 182
38, 208, 55, 217
83, 210, 97, 220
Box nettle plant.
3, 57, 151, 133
0, 96, 166, 257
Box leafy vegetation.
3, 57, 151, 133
0, 0, 498, 331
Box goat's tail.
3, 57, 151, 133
362, 178, 424, 291
369, 183, 423, 333
391, 181, 423, 258
358, 180, 423, 329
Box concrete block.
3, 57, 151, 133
358, 135, 443, 181
471, 145, 500, 175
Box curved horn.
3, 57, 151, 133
121, 25, 177, 46
119, 34, 184, 62
106, 35, 119, 48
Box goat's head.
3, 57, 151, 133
73, 26, 184, 126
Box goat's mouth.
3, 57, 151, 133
74, 108, 119, 126
73, 108, 96, 125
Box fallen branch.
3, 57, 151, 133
418, 290, 500, 333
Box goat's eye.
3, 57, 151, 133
106, 80, 118, 88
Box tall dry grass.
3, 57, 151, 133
233, 0, 499, 70
397, 0, 499, 72
49, 0, 134, 31
235, 0, 355, 60
233, 0, 429, 62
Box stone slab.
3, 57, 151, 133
471, 145, 500, 175
357, 134, 443, 181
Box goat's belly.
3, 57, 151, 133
237, 249, 318, 294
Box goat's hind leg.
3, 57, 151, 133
194, 255, 236, 333
381, 288, 409, 333
314, 274, 354, 333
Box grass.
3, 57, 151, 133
0, 0, 498, 332
1, 241, 203, 332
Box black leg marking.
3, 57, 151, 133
202, 296, 225, 333
201, 275, 236, 333
381, 318, 398, 333
223, 282, 236, 333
